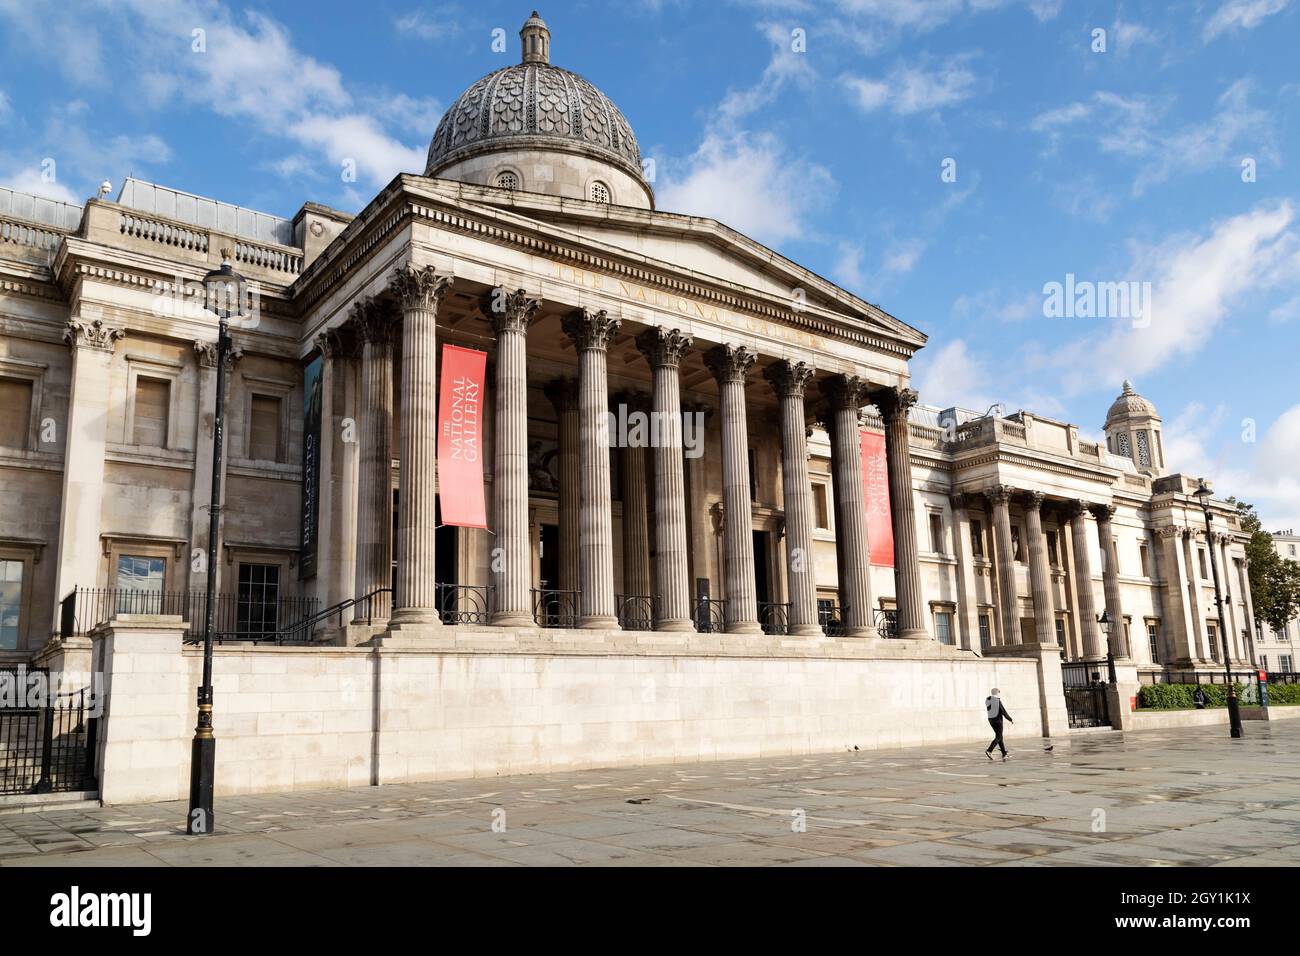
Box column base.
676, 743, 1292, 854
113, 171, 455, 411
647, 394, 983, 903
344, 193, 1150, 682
724, 622, 764, 636
789, 623, 826, 638
371, 619, 448, 647
490, 611, 535, 627
388, 607, 443, 627
843, 626, 879, 639
580, 615, 620, 629
897, 627, 930, 640
654, 618, 696, 633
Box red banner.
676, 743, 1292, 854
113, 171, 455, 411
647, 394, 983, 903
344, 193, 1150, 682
860, 429, 894, 567
437, 345, 488, 529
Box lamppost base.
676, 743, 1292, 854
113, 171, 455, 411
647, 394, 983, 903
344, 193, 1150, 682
1227, 695, 1244, 739
187, 736, 216, 834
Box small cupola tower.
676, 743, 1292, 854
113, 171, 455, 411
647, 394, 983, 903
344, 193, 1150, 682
520, 11, 550, 64
1103, 380, 1166, 476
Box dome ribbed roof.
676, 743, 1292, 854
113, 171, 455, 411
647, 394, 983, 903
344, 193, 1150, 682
1106, 380, 1158, 422
424, 13, 645, 184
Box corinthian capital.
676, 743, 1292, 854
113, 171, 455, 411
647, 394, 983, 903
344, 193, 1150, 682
350, 297, 397, 346
562, 308, 620, 351
635, 326, 693, 368
388, 264, 453, 313
1025, 490, 1047, 511
543, 377, 579, 413
1066, 499, 1094, 519
704, 344, 758, 385
482, 287, 541, 335
822, 373, 871, 410
763, 360, 815, 399
193, 338, 244, 370
983, 484, 1015, 506
874, 385, 920, 423
64, 318, 124, 353
1091, 502, 1118, 523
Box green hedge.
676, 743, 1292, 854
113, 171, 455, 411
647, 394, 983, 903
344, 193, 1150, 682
1137, 682, 1246, 710
1264, 682, 1300, 705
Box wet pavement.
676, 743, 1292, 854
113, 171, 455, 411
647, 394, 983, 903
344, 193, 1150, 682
2, 723, 1299, 866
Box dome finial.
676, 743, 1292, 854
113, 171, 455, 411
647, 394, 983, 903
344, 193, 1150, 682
1122, 379, 1134, 394
520, 11, 550, 64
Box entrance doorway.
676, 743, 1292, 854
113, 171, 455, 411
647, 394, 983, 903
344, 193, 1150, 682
752, 530, 772, 606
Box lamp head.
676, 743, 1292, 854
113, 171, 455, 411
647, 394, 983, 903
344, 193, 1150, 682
202, 248, 247, 321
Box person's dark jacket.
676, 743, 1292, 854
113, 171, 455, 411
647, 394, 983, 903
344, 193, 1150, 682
985, 697, 1013, 723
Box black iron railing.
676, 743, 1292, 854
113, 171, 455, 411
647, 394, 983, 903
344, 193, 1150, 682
1137, 668, 1261, 686
695, 598, 726, 634
251, 587, 392, 644
758, 601, 790, 636
874, 608, 898, 639
59, 587, 321, 645
436, 583, 494, 625
616, 593, 655, 631
819, 602, 845, 637
0, 668, 100, 796
532, 588, 580, 629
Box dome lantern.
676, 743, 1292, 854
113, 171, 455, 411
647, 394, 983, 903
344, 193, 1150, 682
1103, 380, 1166, 477
520, 11, 550, 64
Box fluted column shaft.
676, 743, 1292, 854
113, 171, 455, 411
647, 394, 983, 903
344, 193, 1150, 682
1068, 501, 1102, 658
388, 266, 453, 625
637, 329, 694, 631
489, 290, 541, 625
544, 379, 581, 594
824, 375, 875, 637
985, 486, 1018, 646
352, 299, 394, 622
766, 361, 822, 637
877, 387, 927, 639
1093, 505, 1130, 658
563, 309, 620, 628
618, 394, 652, 600
1025, 493, 1056, 645
706, 345, 761, 635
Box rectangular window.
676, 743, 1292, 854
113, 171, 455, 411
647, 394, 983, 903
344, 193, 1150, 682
1282, 654, 1294, 673
0, 558, 23, 650
133, 377, 170, 447
1198, 548, 1208, 579
115, 554, 166, 614
1047, 530, 1059, 567
816, 598, 838, 630
1010, 526, 1023, 562
1207, 623, 1219, 662
978, 613, 991, 649
0, 378, 33, 449
935, 611, 953, 645
971, 520, 984, 559
929, 513, 945, 554
1139, 543, 1150, 578
1147, 622, 1159, 664
249, 395, 283, 462
1260, 655, 1268, 673
812, 484, 829, 530
237, 563, 281, 638
1054, 618, 1066, 647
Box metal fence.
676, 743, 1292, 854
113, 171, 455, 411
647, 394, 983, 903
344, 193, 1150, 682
758, 602, 790, 636
616, 594, 654, 632
436, 584, 494, 626
1137, 668, 1261, 686
695, 598, 726, 634
532, 588, 580, 629
59, 586, 321, 645
0, 668, 100, 796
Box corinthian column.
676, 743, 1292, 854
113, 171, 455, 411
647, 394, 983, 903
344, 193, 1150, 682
386, 266, 453, 626
984, 485, 1018, 646
765, 360, 822, 637
489, 289, 541, 626
562, 308, 621, 628
617, 391, 653, 606
1067, 500, 1102, 658
823, 375, 875, 638
543, 378, 581, 594
636, 328, 694, 631
1024, 492, 1056, 645
876, 386, 927, 639
705, 344, 762, 635
1092, 503, 1130, 659
350, 298, 396, 623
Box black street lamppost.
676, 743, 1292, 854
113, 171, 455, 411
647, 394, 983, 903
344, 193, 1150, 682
1193, 479, 1243, 739
1097, 610, 1118, 685
188, 251, 246, 834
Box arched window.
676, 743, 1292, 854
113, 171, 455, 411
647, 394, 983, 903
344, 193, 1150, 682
496, 171, 518, 190
589, 181, 610, 204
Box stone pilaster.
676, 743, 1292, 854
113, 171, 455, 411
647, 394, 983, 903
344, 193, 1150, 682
188, 337, 243, 594
1092, 503, 1130, 659
313, 326, 359, 612
1024, 492, 1056, 645
562, 308, 620, 628
543, 378, 581, 594
1067, 500, 1102, 658
637, 331, 695, 631
489, 289, 542, 626
984, 484, 1018, 647
1216, 532, 1243, 662
350, 297, 396, 623
875, 386, 927, 640
822, 375, 876, 638
616, 391, 653, 603
705, 344, 762, 635
1181, 528, 1209, 662
764, 360, 822, 637
387, 265, 453, 626
948, 494, 980, 651
53, 319, 125, 622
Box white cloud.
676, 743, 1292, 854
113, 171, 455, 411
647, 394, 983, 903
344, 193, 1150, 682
1111, 18, 1161, 55
1203, 0, 1290, 42
719, 21, 817, 124
657, 132, 835, 245
0, 164, 80, 204
0, 89, 9, 117
393, 8, 465, 43
912, 339, 996, 411
842, 56, 979, 115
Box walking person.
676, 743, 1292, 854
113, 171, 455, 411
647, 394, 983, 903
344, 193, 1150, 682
985, 688, 1013, 761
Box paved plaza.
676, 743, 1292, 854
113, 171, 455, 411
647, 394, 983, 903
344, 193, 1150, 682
2, 723, 1299, 867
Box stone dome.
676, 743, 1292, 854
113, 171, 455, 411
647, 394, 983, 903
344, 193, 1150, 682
424, 12, 652, 205
1105, 380, 1159, 424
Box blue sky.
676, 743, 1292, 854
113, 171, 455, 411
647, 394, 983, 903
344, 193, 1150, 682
2, 0, 1298, 528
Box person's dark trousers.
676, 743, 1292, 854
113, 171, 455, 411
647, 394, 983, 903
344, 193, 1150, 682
986, 718, 1006, 756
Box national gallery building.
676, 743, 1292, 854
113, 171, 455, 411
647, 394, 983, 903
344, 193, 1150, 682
0, 14, 1259, 798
